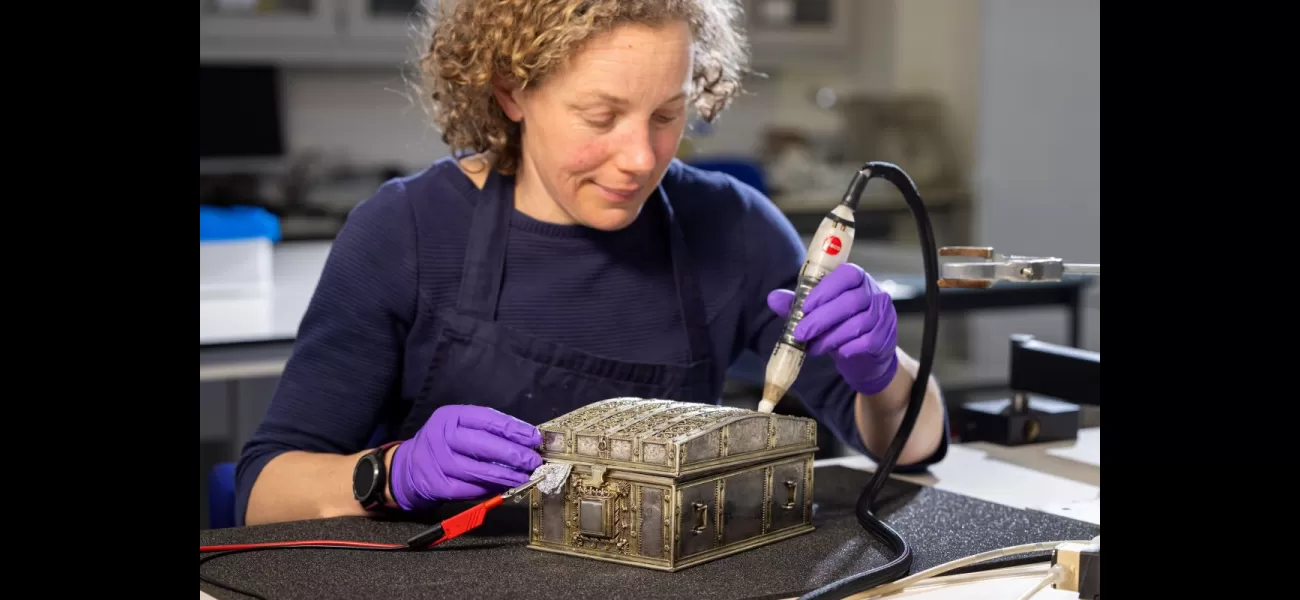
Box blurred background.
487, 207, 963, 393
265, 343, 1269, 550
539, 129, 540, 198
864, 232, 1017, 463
200, 0, 1100, 529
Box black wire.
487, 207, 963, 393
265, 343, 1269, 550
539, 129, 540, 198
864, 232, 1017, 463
859, 163, 940, 512
798, 162, 942, 600
201, 550, 269, 600
200, 545, 406, 600
199, 506, 461, 598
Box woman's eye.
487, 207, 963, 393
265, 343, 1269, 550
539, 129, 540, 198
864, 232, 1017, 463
653, 113, 679, 125
584, 115, 615, 128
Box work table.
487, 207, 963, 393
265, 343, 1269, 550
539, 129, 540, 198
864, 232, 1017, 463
200, 450, 1100, 600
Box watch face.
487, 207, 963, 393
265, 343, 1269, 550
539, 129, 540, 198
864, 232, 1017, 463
353, 455, 380, 501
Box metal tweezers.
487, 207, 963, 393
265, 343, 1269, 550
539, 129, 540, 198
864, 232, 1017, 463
937, 246, 1100, 289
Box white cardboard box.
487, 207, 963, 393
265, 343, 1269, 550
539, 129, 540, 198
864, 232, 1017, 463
200, 238, 274, 300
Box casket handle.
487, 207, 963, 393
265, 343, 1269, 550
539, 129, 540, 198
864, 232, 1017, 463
691, 502, 709, 534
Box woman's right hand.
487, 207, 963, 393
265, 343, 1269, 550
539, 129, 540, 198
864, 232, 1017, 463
390, 404, 543, 511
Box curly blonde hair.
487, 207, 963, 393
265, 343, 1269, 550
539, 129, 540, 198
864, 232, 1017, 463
413, 0, 751, 175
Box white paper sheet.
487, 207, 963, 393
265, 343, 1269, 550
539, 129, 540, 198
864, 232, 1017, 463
1045, 428, 1100, 467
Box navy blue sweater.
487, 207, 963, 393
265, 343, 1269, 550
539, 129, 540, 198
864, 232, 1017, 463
235, 157, 948, 525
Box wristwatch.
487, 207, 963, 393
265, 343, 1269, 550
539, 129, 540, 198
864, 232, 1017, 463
352, 441, 401, 511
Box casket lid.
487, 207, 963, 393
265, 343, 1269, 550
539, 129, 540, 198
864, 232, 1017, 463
536, 397, 818, 477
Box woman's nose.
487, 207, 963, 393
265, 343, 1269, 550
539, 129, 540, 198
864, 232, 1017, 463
614, 125, 656, 174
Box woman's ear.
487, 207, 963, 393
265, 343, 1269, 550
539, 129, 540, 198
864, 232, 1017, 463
492, 79, 524, 122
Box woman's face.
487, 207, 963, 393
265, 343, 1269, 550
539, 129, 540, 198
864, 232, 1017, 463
495, 20, 694, 231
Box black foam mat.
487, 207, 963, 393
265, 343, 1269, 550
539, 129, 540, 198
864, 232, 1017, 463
199, 466, 1099, 600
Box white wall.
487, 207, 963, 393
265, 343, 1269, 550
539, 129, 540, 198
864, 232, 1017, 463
273, 2, 910, 170
969, 0, 1102, 378
277, 64, 842, 169
892, 0, 982, 176
280, 67, 450, 172
271, 0, 993, 175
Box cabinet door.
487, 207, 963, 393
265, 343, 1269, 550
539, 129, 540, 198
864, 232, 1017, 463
341, 0, 423, 42
200, 0, 338, 40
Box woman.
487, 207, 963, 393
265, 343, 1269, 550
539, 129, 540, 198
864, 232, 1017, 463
236, 0, 950, 527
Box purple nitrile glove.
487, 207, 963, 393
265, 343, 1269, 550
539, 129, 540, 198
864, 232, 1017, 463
390, 404, 543, 512
767, 263, 900, 396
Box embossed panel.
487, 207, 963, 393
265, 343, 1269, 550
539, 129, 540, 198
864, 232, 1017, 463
611, 439, 633, 461
638, 486, 666, 559
724, 415, 770, 456
579, 497, 612, 538
642, 442, 669, 465
776, 417, 815, 448
683, 430, 720, 463
720, 467, 766, 545
576, 435, 601, 457
768, 458, 810, 533
542, 431, 566, 453
539, 484, 566, 543
676, 480, 718, 558
567, 475, 632, 555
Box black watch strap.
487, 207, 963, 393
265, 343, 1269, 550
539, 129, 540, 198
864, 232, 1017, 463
354, 441, 401, 511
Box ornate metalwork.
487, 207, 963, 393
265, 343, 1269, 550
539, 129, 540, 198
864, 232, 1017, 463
528, 398, 818, 571
534, 397, 818, 477
566, 476, 632, 554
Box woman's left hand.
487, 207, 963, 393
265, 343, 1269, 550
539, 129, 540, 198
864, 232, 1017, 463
766, 263, 900, 396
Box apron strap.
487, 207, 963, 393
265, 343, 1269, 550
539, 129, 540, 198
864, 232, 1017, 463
657, 185, 718, 402
456, 168, 513, 321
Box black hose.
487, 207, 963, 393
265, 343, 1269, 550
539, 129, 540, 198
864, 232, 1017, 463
798, 161, 942, 600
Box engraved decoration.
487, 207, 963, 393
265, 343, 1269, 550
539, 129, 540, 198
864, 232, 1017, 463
535, 397, 818, 476
529, 398, 818, 572
565, 476, 632, 555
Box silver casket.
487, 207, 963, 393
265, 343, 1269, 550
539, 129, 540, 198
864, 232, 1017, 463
526, 397, 818, 571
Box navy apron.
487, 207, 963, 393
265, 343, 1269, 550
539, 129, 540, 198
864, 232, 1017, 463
396, 169, 717, 438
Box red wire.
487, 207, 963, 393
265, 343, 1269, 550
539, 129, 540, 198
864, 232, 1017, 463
199, 494, 508, 554
200, 540, 404, 553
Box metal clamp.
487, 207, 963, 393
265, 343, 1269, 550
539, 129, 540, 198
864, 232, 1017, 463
937, 246, 1100, 289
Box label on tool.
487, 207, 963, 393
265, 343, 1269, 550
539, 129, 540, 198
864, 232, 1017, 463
806, 216, 855, 276
823, 235, 843, 256
780, 215, 856, 347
